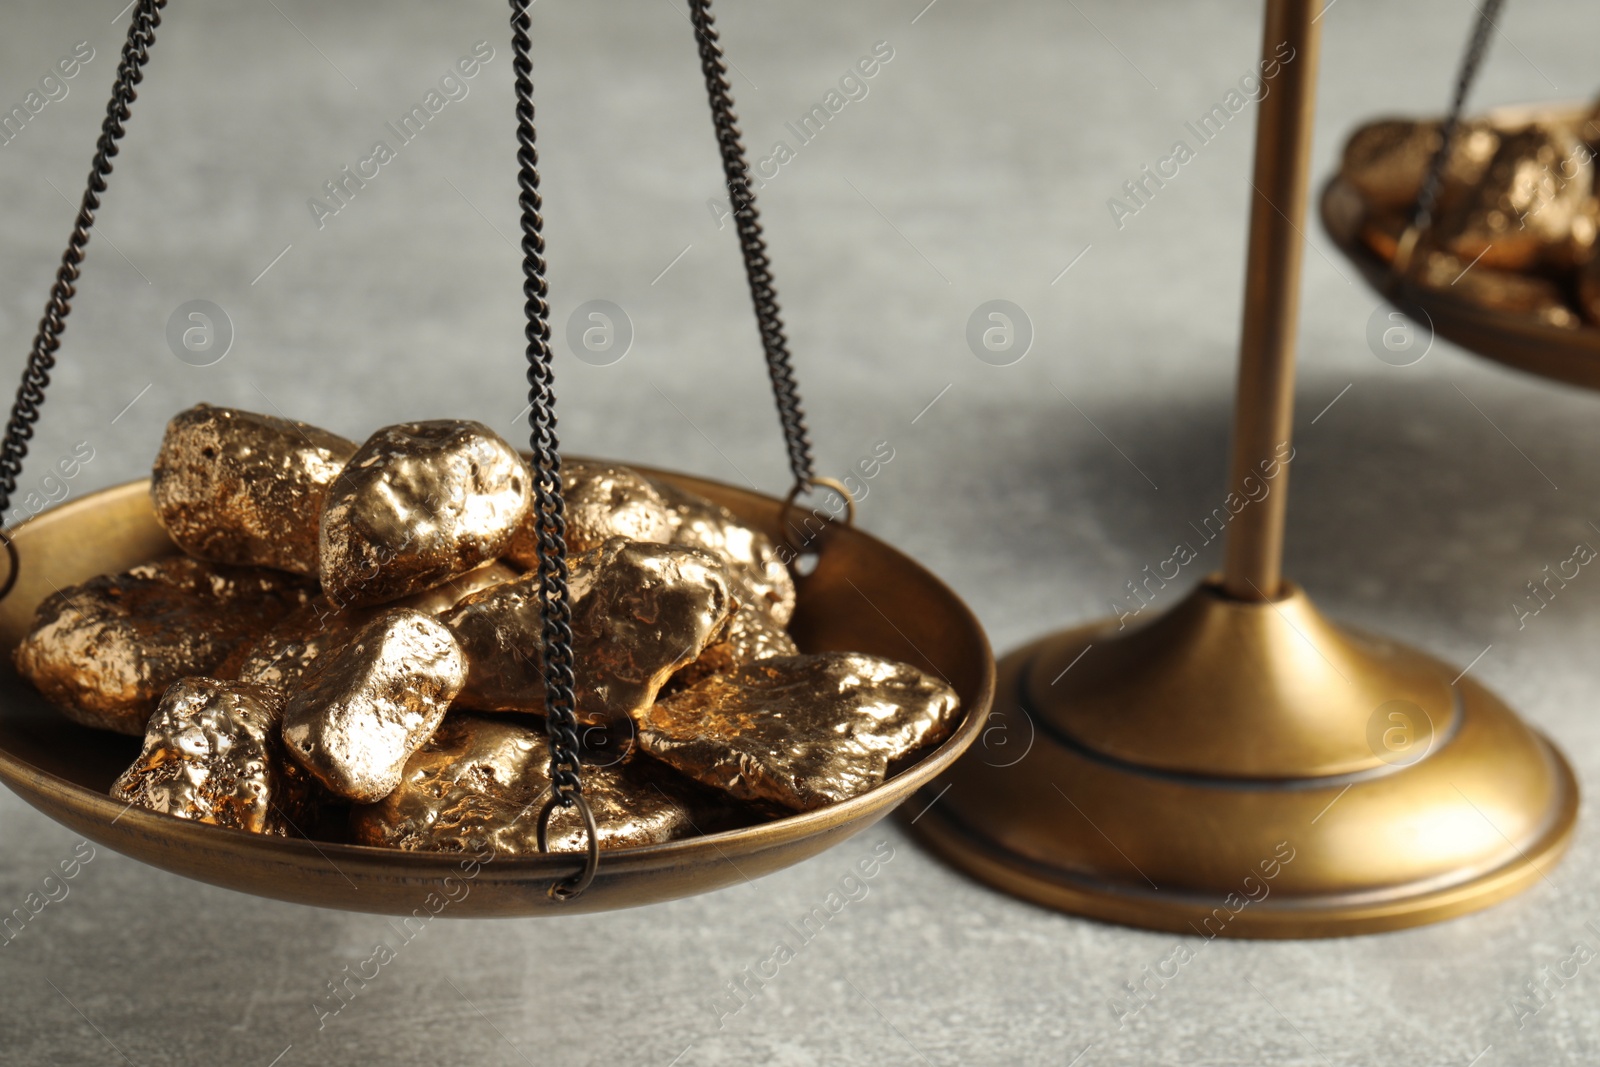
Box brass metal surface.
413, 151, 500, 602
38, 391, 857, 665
350, 715, 741, 854
912, 583, 1579, 937
0, 470, 991, 915
150, 404, 357, 576
111, 677, 297, 836
446, 539, 734, 727
1323, 101, 1600, 390
1033, 580, 1453, 778
13, 557, 310, 736
1220, 0, 1321, 600
1583, 253, 1600, 323
638, 653, 960, 812
281, 608, 466, 803
505, 459, 673, 562
319, 420, 531, 608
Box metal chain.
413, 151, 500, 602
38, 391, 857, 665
0, 0, 166, 528
1409, 0, 1506, 238
687, 0, 815, 492
510, 0, 584, 817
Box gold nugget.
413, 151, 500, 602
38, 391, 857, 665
506, 459, 673, 562
281, 608, 465, 802
653, 479, 796, 625
319, 420, 530, 608
14, 558, 310, 735
637, 652, 960, 812
150, 405, 358, 576
1339, 118, 1497, 214
110, 677, 305, 835
237, 562, 519, 694
672, 601, 798, 691
350, 715, 739, 854
446, 539, 734, 729
1436, 124, 1596, 271
1410, 250, 1581, 328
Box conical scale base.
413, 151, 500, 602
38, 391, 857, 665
912, 580, 1578, 937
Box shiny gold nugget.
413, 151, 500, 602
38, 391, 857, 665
654, 480, 796, 625
1410, 250, 1581, 328
672, 601, 798, 691
319, 420, 530, 608
1437, 124, 1596, 271
506, 459, 673, 562
111, 677, 300, 835
237, 562, 519, 693
446, 539, 734, 729
637, 652, 960, 812
1338, 118, 1497, 213
14, 558, 310, 735
281, 609, 465, 802
151, 404, 357, 576
350, 715, 734, 854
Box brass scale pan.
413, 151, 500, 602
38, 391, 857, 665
0, 0, 992, 916
1322, 101, 1600, 390
0, 466, 994, 916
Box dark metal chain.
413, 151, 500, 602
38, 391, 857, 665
1410, 0, 1506, 237
687, 0, 815, 491
510, 0, 583, 813
0, 0, 166, 527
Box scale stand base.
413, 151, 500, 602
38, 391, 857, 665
911, 579, 1578, 938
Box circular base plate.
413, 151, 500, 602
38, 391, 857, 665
911, 616, 1578, 938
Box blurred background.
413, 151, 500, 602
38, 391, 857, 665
2, 1, 1598, 1063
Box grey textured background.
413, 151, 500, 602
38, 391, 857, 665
1, 1, 1598, 1063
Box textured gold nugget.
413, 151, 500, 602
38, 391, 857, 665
237, 562, 518, 693
506, 459, 673, 562
637, 652, 960, 812
654, 480, 796, 625
446, 539, 733, 728
350, 716, 735, 854
111, 678, 302, 835
151, 404, 358, 575
672, 601, 798, 690
281, 609, 465, 802
1338, 118, 1497, 213
1436, 124, 1596, 270
319, 420, 530, 608
14, 558, 310, 735
1410, 251, 1581, 328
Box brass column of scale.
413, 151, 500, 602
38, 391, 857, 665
914, 0, 1579, 936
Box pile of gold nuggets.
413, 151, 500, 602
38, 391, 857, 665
14, 405, 959, 853
1334, 98, 1600, 328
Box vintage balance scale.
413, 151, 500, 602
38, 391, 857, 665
0, 0, 1579, 933
914, 0, 1581, 936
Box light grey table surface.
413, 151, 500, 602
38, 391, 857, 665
1, 1, 1598, 1064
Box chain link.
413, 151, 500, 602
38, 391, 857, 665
0, 0, 166, 529
687, 0, 815, 491
510, 0, 583, 816
1409, 0, 1506, 237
